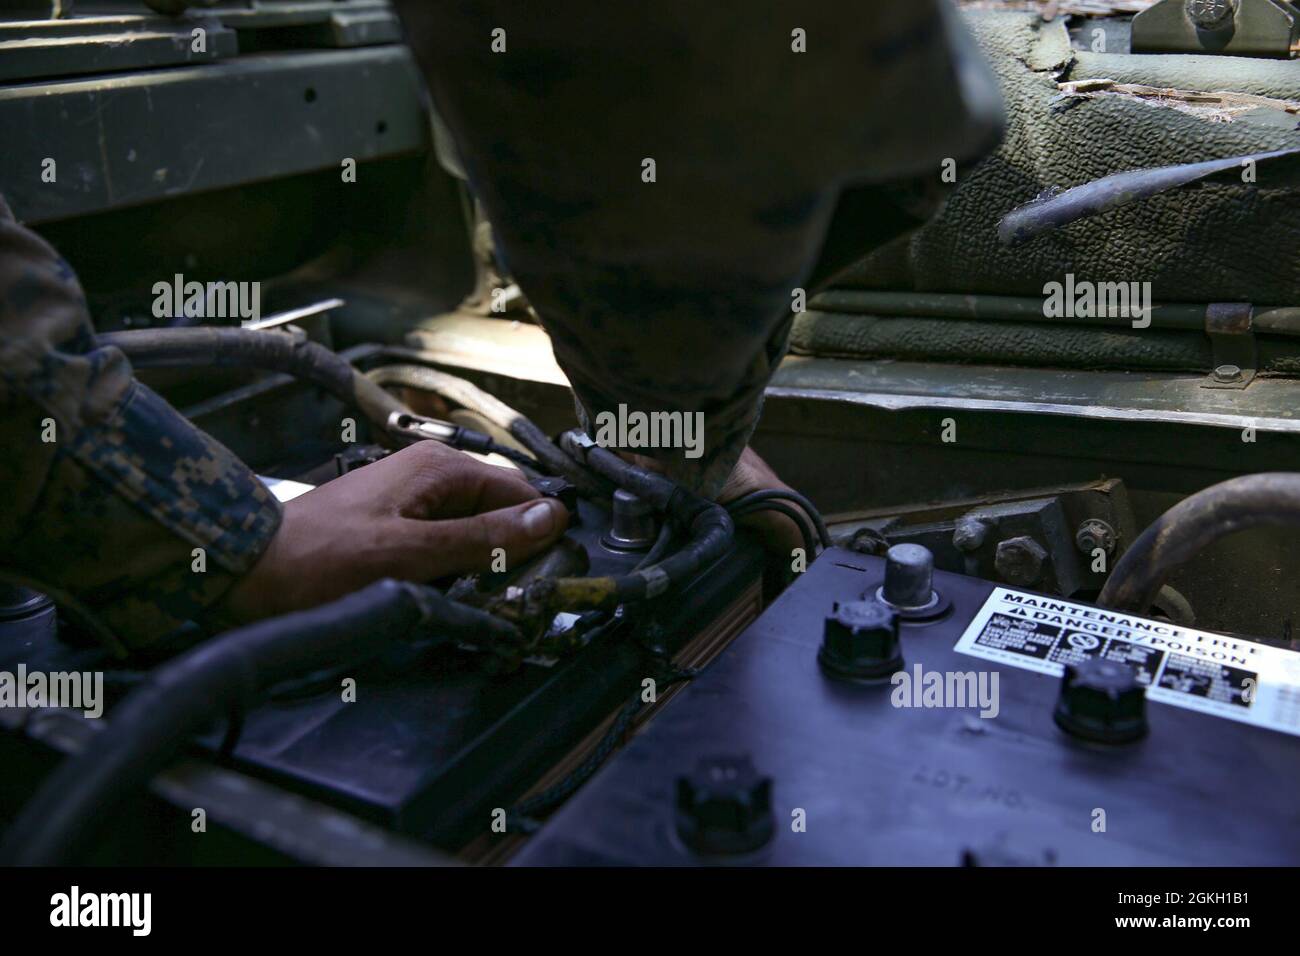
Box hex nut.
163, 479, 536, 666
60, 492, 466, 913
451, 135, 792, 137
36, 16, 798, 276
995, 536, 1048, 586
1075, 519, 1117, 556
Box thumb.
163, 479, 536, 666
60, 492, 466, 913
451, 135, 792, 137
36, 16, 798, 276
416, 497, 571, 578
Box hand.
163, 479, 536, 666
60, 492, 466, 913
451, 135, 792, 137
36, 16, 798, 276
625, 445, 812, 557
221, 441, 570, 622
717, 446, 811, 558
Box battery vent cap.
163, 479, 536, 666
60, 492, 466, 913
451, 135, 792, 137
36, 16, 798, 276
674, 755, 774, 856
1054, 657, 1148, 745
820, 600, 902, 680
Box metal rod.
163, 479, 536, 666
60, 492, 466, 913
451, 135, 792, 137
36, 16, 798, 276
810, 290, 1300, 337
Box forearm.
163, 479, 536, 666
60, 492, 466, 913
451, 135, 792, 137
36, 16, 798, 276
0, 196, 281, 653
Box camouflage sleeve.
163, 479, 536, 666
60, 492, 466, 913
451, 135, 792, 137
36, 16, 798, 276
0, 195, 281, 654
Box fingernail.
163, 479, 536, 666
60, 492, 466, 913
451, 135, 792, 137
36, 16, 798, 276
522, 500, 560, 539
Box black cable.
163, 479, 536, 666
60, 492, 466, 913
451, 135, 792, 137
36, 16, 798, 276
725, 488, 832, 550
633, 524, 676, 571
729, 499, 818, 557
0, 580, 518, 866
386, 411, 543, 473
100, 326, 408, 436
557, 433, 736, 605
484, 440, 542, 470
505, 692, 641, 835
368, 361, 609, 499
505, 661, 699, 834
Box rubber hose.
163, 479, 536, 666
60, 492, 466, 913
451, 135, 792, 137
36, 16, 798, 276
1097, 473, 1300, 613
367, 362, 608, 499
99, 327, 407, 435
0, 580, 515, 866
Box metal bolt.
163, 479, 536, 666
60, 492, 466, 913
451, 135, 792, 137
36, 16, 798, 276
952, 517, 990, 553
602, 489, 658, 551
1212, 363, 1243, 383
1075, 519, 1117, 556
1186, 0, 1234, 30
994, 536, 1048, 587
882, 543, 936, 610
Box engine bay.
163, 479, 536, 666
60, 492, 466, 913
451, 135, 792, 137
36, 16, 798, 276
2, 326, 1297, 868
1, 0, 1299, 894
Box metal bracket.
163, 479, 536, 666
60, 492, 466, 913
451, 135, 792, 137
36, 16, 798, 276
1201, 302, 1257, 389
1132, 0, 1299, 58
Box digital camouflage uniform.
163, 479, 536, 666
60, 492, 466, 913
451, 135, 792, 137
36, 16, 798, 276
393, 0, 1002, 495
0, 195, 281, 654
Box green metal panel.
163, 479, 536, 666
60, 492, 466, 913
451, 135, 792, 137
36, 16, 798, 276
0, 16, 238, 82
0, 45, 429, 223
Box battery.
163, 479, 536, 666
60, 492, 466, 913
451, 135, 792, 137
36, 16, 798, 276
513, 548, 1300, 866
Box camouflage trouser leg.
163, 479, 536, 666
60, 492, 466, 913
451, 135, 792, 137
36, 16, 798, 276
392, 0, 1002, 495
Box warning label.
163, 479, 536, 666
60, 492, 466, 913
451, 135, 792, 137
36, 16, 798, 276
954, 588, 1300, 736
